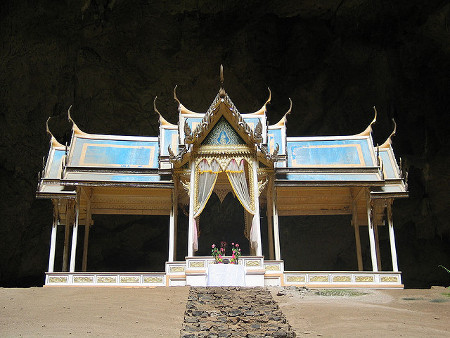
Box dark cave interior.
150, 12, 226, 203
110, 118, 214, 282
0, 0, 449, 287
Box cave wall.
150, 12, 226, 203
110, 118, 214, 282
0, 0, 449, 287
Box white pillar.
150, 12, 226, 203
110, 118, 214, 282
267, 180, 274, 260
352, 200, 363, 271
374, 224, 382, 271
366, 197, 378, 272
387, 201, 399, 272
69, 196, 80, 272
62, 207, 71, 272
272, 186, 281, 261
169, 181, 178, 262
48, 218, 58, 273
188, 161, 195, 257
81, 225, 90, 272
82, 193, 92, 272
252, 160, 262, 256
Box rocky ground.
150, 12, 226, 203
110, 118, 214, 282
181, 287, 296, 337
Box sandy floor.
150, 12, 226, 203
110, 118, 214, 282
0, 287, 190, 337
1, 286, 449, 337
273, 287, 450, 337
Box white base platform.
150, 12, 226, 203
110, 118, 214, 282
45, 257, 403, 288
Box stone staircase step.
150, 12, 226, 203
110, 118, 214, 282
181, 287, 296, 337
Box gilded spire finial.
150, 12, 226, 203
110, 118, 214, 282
219, 65, 226, 98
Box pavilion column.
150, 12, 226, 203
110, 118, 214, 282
352, 199, 363, 271
374, 224, 382, 271
82, 190, 92, 272
62, 202, 72, 272
366, 195, 378, 272
169, 178, 178, 262
62, 224, 70, 272
266, 177, 275, 260
81, 224, 90, 272
47, 202, 58, 273
69, 193, 80, 272
252, 159, 262, 256
188, 161, 195, 257
272, 185, 281, 261
387, 201, 399, 272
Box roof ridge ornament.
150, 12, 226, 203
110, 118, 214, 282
174, 85, 202, 115
254, 119, 263, 143
67, 105, 87, 136
380, 118, 397, 149
250, 87, 272, 115
273, 98, 292, 127
173, 85, 181, 106
219, 65, 227, 98
46, 117, 64, 148
356, 106, 377, 136
153, 96, 175, 127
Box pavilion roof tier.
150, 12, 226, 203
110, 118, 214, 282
178, 92, 266, 145
36, 129, 76, 200
62, 127, 172, 188
371, 123, 408, 199
277, 134, 383, 186
171, 87, 277, 168
267, 97, 291, 168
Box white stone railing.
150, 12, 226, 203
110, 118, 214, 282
283, 271, 402, 288
45, 261, 402, 288
45, 272, 166, 287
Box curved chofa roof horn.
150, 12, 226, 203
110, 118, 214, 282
274, 98, 292, 127
356, 106, 377, 136
173, 84, 202, 116
251, 87, 272, 115
153, 96, 175, 127
46, 117, 64, 148
67, 105, 86, 136
380, 118, 397, 149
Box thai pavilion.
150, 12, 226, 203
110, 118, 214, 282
37, 71, 408, 288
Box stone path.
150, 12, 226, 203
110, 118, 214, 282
180, 287, 296, 337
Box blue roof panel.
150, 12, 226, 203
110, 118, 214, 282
287, 138, 375, 167
47, 149, 64, 179
70, 137, 159, 168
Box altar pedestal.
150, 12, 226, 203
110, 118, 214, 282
207, 264, 245, 286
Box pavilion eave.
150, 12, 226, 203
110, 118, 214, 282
61, 180, 174, 188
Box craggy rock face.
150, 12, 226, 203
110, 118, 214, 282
0, 1, 449, 287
